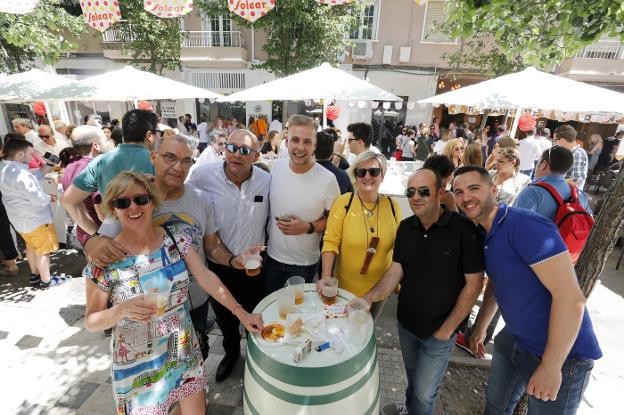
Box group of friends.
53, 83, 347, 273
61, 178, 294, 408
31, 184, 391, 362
0, 108, 603, 415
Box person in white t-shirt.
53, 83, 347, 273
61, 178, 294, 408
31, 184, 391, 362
196, 115, 210, 153
34, 125, 71, 156
517, 129, 541, 177
535, 127, 553, 154
265, 115, 340, 295
12, 118, 39, 145
269, 117, 282, 134
191, 131, 226, 172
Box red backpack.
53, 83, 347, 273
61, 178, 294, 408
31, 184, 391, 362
531, 182, 594, 265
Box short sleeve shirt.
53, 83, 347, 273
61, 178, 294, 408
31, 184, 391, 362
72, 144, 154, 193
393, 210, 484, 338
480, 204, 602, 360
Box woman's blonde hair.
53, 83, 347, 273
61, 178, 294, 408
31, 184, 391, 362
497, 147, 521, 172
497, 136, 517, 149
463, 142, 483, 167
102, 171, 161, 217
442, 138, 465, 166
348, 151, 387, 186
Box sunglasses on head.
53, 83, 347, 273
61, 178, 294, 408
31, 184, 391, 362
111, 193, 153, 209
354, 167, 381, 178
405, 187, 431, 198
226, 143, 254, 155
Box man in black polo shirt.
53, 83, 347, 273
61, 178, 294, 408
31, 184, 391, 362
363, 168, 484, 415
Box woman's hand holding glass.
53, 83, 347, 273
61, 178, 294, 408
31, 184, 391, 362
120, 295, 159, 323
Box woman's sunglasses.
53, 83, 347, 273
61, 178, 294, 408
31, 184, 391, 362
111, 193, 153, 209
405, 187, 431, 198
354, 167, 381, 178
226, 143, 254, 155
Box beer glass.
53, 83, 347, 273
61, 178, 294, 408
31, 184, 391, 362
286, 276, 305, 305
320, 277, 339, 305
243, 253, 262, 277
277, 287, 296, 320
142, 274, 173, 316
348, 298, 370, 346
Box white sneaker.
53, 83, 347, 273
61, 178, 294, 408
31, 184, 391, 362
381, 401, 409, 415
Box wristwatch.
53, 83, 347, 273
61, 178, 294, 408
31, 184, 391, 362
306, 222, 315, 234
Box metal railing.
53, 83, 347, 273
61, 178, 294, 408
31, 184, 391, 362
576, 40, 623, 60
102, 27, 245, 49
181, 31, 245, 48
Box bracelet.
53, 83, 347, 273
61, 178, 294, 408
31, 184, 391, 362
228, 255, 236, 268
231, 303, 243, 315
306, 222, 315, 234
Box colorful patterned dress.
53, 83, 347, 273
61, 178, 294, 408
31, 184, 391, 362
84, 226, 205, 415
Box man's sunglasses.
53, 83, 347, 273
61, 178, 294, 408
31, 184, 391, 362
226, 143, 254, 155
354, 167, 381, 178
111, 193, 153, 209
405, 187, 431, 198
39, 135, 51, 139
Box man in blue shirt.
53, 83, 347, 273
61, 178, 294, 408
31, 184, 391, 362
514, 146, 591, 218
62, 109, 158, 239
453, 166, 601, 415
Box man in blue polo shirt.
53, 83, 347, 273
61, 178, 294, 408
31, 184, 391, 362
453, 166, 601, 415
514, 146, 591, 218
61, 109, 158, 238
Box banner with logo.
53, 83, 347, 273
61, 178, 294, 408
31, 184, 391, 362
144, 0, 193, 18
0, 0, 38, 14
315, 0, 353, 5
228, 0, 275, 23
80, 0, 121, 32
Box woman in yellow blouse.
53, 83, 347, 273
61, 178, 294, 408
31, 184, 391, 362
321, 151, 401, 319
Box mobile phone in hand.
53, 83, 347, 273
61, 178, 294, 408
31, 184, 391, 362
276, 215, 293, 222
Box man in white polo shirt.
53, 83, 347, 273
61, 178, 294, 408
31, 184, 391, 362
264, 115, 340, 295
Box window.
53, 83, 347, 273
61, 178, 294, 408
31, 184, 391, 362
202, 15, 233, 47
421, 1, 455, 44
349, 1, 379, 40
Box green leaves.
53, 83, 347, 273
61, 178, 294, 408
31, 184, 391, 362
0, 0, 85, 73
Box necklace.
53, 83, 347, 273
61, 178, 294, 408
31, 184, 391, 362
359, 194, 380, 233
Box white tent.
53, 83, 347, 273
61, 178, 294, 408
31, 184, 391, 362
218, 62, 401, 103
39, 66, 223, 102
0, 69, 76, 102
419, 67, 624, 114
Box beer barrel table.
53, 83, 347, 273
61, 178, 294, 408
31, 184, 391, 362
244, 284, 379, 414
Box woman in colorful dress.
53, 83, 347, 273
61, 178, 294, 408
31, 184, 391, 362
320, 151, 401, 319
84, 172, 263, 415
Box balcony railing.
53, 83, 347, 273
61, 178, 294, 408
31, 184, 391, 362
576, 40, 623, 60
102, 27, 245, 49
182, 31, 245, 48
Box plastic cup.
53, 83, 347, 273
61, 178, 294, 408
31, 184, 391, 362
142, 275, 173, 316
348, 298, 370, 346
320, 277, 339, 305
286, 276, 305, 305
276, 287, 296, 320
243, 253, 262, 277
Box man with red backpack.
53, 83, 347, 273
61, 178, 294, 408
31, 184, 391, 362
514, 146, 594, 264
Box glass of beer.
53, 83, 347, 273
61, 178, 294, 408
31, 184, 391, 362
348, 298, 370, 346
286, 276, 305, 305
243, 253, 262, 277
142, 274, 173, 316
277, 287, 296, 320
320, 277, 339, 305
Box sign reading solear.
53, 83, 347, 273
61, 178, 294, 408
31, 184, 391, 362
228, 0, 275, 23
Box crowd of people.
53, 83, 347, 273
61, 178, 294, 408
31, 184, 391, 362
0, 107, 616, 415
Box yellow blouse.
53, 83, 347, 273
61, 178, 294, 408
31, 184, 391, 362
322, 192, 402, 297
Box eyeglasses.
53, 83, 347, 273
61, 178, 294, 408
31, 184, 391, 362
217, 142, 226, 146
354, 167, 381, 178
405, 187, 431, 198
158, 153, 195, 167
39, 135, 51, 139
111, 193, 153, 209
226, 143, 254, 155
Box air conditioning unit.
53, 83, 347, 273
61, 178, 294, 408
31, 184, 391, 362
352, 40, 373, 60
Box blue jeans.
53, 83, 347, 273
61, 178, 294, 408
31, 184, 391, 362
263, 255, 319, 296
520, 169, 534, 177
485, 328, 594, 415
398, 322, 456, 415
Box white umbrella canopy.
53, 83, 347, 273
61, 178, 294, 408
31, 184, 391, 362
0, 69, 77, 102
419, 67, 624, 114
39, 66, 223, 102
218, 62, 402, 102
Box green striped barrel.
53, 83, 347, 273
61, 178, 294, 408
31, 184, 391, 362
244, 285, 380, 414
